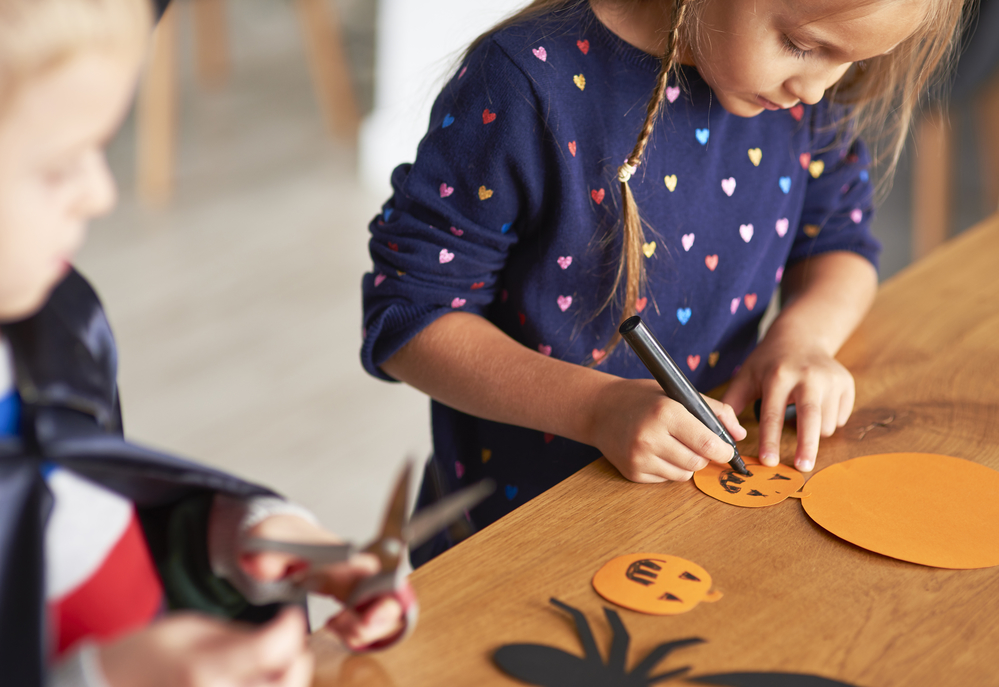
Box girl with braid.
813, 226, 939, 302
361, 0, 965, 565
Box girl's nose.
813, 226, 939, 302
78, 149, 118, 219
783, 74, 828, 107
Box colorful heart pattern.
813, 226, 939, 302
450, 226, 463, 236
573, 74, 586, 90
533, 46, 547, 61
664, 174, 677, 192
775, 217, 789, 237
687, 354, 700, 371
440, 183, 454, 198
482, 448, 492, 464
482, 109, 497, 124
577, 39, 590, 54
779, 177, 791, 194
442, 114, 455, 128
451, 297, 466, 308
557, 295, 572, 312
739, 224, 754, 243
568, 141, 577, 156
730, 298, 740, 314
439, 248, 454, 264
721, 177, 736, 196
635, 297, 647, 313
789, 103, 804, 121
374, 273, 386, 287
478, 186, 494, 200
643, 241, 656, 258
695, 128, 710, 145
744, 293, 758, 310
808, 160, 825, 178
666, 86, 680, 103
455, 461, 465, 478
591, 188, 605, 204
557, 256, 572, 269
538, 344, 552, 356
681, 233, 695, 251
677, 307, 692, 325
705, 254, 718, 271
748, 148, 762, 166
708, 351, 720, 367
592, 348, 606, 362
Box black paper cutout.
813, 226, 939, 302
493, 598, 704, 686
689, 673, 859, 686
493, 599, 862, 687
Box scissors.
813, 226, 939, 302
243, 460, 494, 650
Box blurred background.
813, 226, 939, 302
76, 0, 999, 626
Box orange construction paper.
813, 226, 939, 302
693, 457, 806, 507
592, 553, 722, 615
801, 453, 999, 569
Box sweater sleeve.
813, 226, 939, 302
788, 104, 882, 270
361, 38, 555, 381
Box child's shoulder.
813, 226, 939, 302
464, 4, 607, 76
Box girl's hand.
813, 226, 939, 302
722, 331, 855, 473
589, 377, 747, 483
99, 607, 313, 687
239, 515, 406, 651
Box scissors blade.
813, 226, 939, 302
242, 537, 356, 565
403, 478, 495, 550
364, 459, 414, 570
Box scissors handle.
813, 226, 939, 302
347, 572, 419, 653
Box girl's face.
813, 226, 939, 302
0, 51, 139, 320
692, 0, 929, 117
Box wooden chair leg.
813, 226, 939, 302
912, 105, 953, 260
191, 0, 229, 89
136, 0, 178, 205
294, 0, 360, 142
974, 75, 999, 212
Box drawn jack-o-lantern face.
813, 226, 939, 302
592, 553, 722, 615
694, 457, 805, 507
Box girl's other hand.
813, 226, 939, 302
590, 378, 746, 483
722, 332, 855, 473
100, 607, 313, 687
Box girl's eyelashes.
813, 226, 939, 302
780, 34, 811, 60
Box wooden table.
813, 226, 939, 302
312, 213, 999, 686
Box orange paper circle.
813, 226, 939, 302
592, 553, 721, 615
802, 453, 999, 569
693, 456, 805, 507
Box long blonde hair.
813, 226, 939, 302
0, 0, 151, 114
467, 0, 966, 363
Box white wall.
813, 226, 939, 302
359, 0, 528, 197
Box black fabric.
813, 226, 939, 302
153, 0, 171, 21
0, 270, 282, 686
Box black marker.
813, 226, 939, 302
619, 315, 749, 476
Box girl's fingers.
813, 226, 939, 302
236, 607, 309, 680
793, 394, 823, 472
757, 385, 794, 467
328, 597, 405, 650
667, 411, 736, 467
272, 649, 315, 687
837, 380, 855, 428
704, 396, 747, 441
820, 392, 840, 438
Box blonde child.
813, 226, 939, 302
0, 1, 407, 684
360, 0, 964, 564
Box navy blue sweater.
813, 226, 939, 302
361, 5, 880, 562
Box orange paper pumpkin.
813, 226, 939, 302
592, 553, 722, 615
693, 457, 805, 507
802, 453, 999, 569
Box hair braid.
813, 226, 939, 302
591, 0, 688, 365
